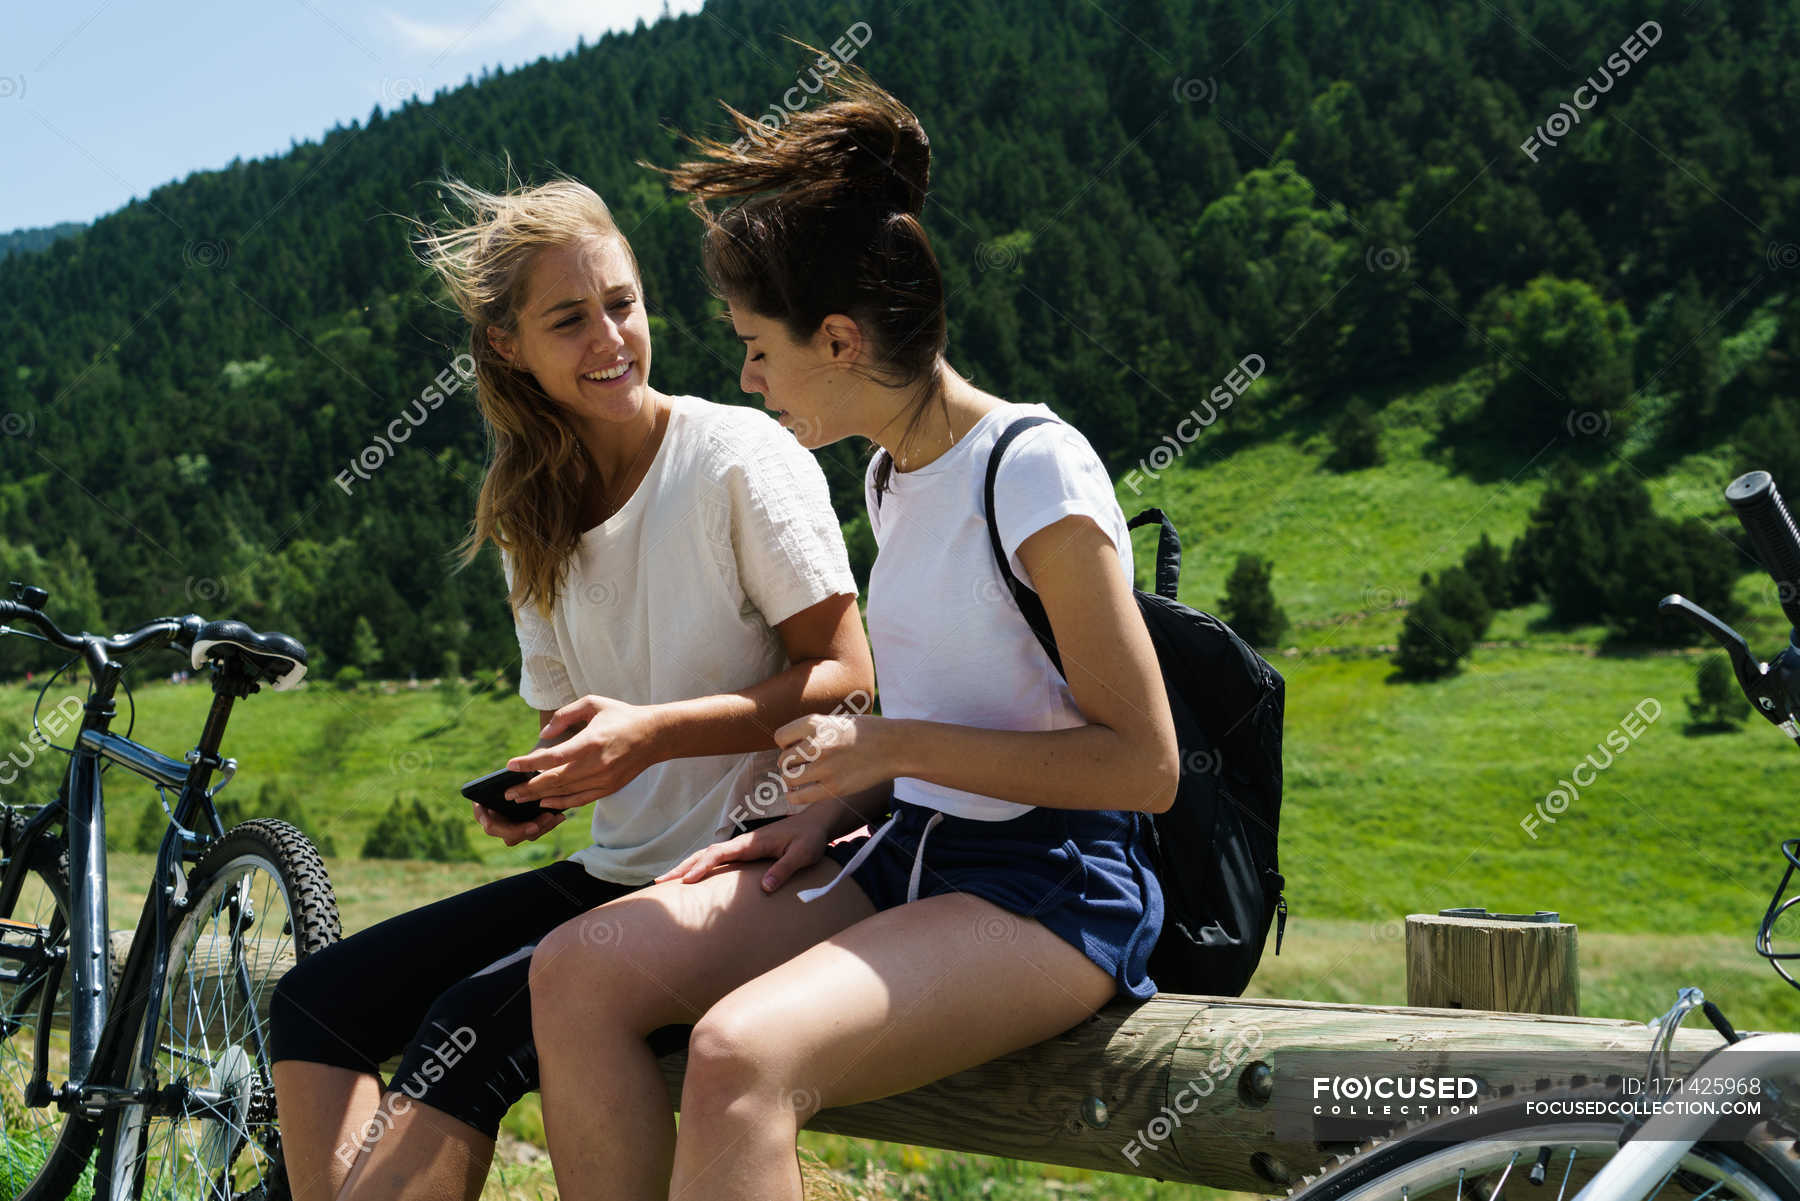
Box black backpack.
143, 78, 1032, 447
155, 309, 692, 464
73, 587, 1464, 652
981, 416, 1287, 997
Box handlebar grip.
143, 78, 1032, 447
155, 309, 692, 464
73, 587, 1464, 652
1726, 470, 1800, 631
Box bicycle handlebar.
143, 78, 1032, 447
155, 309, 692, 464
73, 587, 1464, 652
0, 598, 202, 668
1660, 472, 1800, 734
1726, 471, 1800, 635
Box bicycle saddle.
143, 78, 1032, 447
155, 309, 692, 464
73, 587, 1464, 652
189, 620, 309, 691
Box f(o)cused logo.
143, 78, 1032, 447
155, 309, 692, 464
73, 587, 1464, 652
579, 916, 623, 948
1362, 584, 1404, 610
183, 240, 229, 270
1565, 410, 1612, 438
975, 241, 1020, 272
975, 913, 1020, 944
185, 576, 228, 604
1183, 749, 1223, 776
391, 748, 431, 774
1172, 76, 1217, 103
1365, 246, 1411, 273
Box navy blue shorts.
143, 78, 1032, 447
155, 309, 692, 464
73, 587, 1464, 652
818, 799, 1163, 1000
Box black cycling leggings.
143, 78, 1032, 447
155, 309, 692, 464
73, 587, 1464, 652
268, 856, 696, 1138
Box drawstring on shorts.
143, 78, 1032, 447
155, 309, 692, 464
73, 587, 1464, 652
798, 808, 946, 905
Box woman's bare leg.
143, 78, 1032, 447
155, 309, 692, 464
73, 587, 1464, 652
274, 1062, 497, 1201
334, 1096, 494, 1201
271, 1062, 382, 1201
528, 860, 877, 1201
669, 892, 1117, 1201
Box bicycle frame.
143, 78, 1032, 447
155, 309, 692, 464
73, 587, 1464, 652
1574, 1033, 1800, 1201
0, 650, 256, 1117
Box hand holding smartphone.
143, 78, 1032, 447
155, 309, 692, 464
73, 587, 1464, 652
460, 767, 545, 822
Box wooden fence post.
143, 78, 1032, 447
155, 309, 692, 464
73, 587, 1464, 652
1406, 907, 1580, 1015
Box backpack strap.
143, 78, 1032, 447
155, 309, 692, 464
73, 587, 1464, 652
1126, 508, 1182, 601
983, 416, 1065, 677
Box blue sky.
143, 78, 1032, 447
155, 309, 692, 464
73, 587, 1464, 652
0, 0, 706, 232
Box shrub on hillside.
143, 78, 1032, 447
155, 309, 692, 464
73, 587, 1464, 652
1392, 593, 1475, 680
1460, 533, 1508, 606
1428, 566, 1493, 642
1391, 567, 1491, 680
1220, 554, 1289, 647
361, 796, 479, 863
1635, 274, 1721, 440
1687, 655, 1749, 728
1477, 276, 1635, 449
1507, 466, 1739, 641
1327, 396, 1383, 470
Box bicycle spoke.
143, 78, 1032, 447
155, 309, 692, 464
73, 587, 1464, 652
1649, 1161, 1686, 1201
1485, 1150, 1520, 1201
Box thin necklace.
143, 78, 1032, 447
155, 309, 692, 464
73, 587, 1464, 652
599, 402, 662, 520
895, 410, 956, 471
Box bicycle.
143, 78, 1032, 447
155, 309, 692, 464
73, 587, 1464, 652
1285, 469, 1800, 1201
0, 581, 341, 1201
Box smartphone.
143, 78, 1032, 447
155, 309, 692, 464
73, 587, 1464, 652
461, 768, 545, 823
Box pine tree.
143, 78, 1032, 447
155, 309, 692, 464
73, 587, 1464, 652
1460, 533, 1508, 610
1687, 655, 1749, 727
1637, 274, 1721, 438
1221, 554, 1289, 647
350, 615, 383, 677
1327, 397, 1383, 469
1430, 566, 1493, 642
1392, 586, 1475, 680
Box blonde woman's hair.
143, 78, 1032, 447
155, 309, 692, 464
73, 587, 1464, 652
414, 174, 642, 618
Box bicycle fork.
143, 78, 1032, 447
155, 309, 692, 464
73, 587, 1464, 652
64, 683, 116, 1086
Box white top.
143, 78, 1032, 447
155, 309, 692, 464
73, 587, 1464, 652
861, 401, 1132, 821
502, 393, 857, 883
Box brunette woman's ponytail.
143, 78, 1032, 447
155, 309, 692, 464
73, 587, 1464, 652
657, 66, 947, 496
662, 68, 929, 219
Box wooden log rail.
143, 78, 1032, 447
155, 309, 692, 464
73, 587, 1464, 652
663, 994, 1722, 1192
62, 925, 1720, 1192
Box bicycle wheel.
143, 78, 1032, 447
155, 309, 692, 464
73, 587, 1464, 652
96, 819, 339, 1201
0, 841, 102, 1201
1287, 1086, 1800, 1201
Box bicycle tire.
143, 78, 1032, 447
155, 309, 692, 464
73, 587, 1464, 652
0, 841, 102, 1201
94, 819, 339, 1201
1286, 1084, 1800, 1201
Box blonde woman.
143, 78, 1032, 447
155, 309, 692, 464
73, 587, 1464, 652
266, 178, 873, 1201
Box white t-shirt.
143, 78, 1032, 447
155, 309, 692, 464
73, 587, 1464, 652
502, 393, 857, 883
863, 402, 1133, 821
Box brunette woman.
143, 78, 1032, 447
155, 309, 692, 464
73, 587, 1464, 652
529, 74, 1175, 1201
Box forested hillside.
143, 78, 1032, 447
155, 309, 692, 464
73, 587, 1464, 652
2, 0, 1796, 677
0, 223, 85, 260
